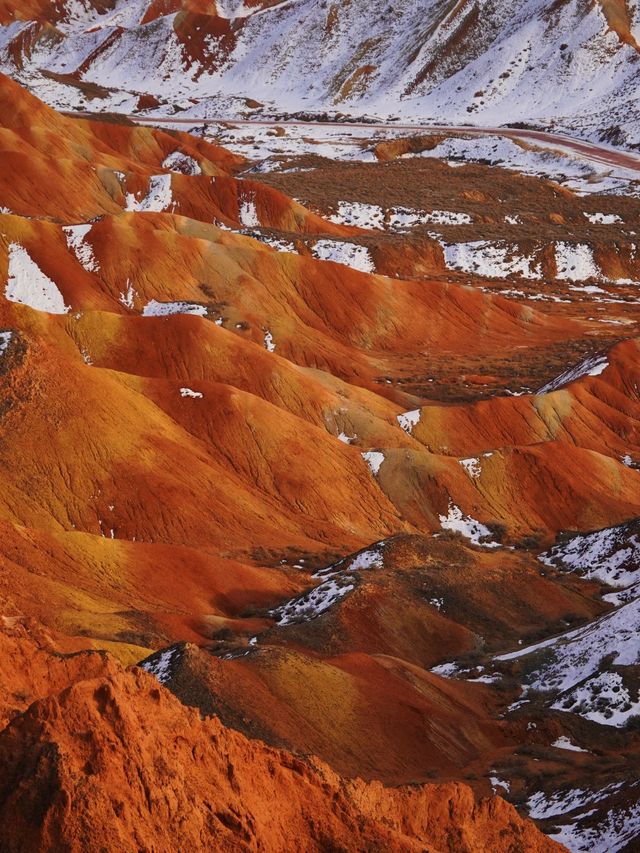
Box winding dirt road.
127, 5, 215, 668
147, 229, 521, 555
120, 113, 640, 175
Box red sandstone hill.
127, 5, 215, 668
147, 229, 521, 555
0, 621, 563, 853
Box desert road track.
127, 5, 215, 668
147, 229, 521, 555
109, 113, 640, 175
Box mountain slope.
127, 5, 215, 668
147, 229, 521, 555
1, 0, 640, 143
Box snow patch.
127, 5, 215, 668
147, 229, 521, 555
397, 409, 421, 433
537, 353, 608, 393
444, 241, 542, 280
584, 212, 622, 224
459, 457, 482, 478
125, 174, 174, 212
63, 223, 99, 273
555, 242, 601, 281
490, 776, 510, 794
328, 201, 384, 230
314, 541, 386, 579
387, 207, 430, 230
362, 451, 385, 476
312, 240, 375, 273
271, 577, 355, 626
162, 151, 201, 175
439, 501, 499, 548
142, 300, 208, 317
528, 787, 594, 821
552, 736, 589, 753
0, 331, 12, 357
5, 243, 70, 314
251, 233, 296, 253
424, 209, 472, 225
338, 431, 356, 444
140, 645, 181, 684
549, 796, 640, 853
539, 523, 640, 589
348, 548, 384, 572
119, 280, 137, 310
553, 671, 640, 728
495, 595, 640, 726
263, 329, 275, 351
239, 196, 259, 227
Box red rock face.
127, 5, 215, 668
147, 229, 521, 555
0, 622, 562, 853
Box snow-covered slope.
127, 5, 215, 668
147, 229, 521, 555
539, 519, 640, 589
432, 519, 640, 848
2, 0, 640, 143
457, 520, 640, 728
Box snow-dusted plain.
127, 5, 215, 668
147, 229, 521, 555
416, 135, 640, 197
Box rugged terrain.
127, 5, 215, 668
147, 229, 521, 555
0, 618, 565, 853
2, 0, 640, 144
0, 6, 640, 848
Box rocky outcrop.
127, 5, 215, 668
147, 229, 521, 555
0, 660, 563, 852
